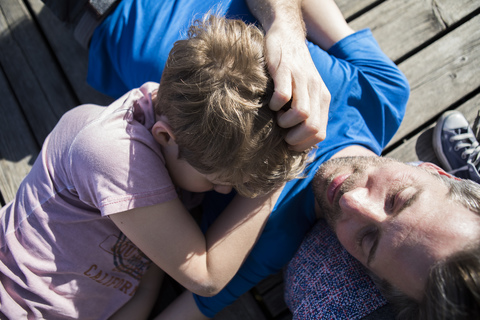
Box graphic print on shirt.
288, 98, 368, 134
83, 232, 152, 296
106, 232, 152, 280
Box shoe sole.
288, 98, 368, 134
432, 110, 458, 172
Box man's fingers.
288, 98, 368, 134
285, 121, 325, 146
283, 106, 329, 151
288, 134, 326, 152
268, 66, 292, 111
270, 90, 292, 111
277, 105, 309, 128
273, 76, 330, 152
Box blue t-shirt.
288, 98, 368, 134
88, 0, 256, 98
88, 0, 410, 316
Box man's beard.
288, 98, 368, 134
312, 156, 393, 229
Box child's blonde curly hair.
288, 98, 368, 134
155, 15, 312, 197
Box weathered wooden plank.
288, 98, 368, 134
25, 0, 114, 106
251, 272, 291, 318
255, 272, 284, 295
349, 0, 480, 61
0, 0, 76, 143
259, 282, 290, 318
388, 14, 480, 147
214, 291, 268, 320
434, 0, 480, 25
0, 66, 39, 205
386, 93, 480, 165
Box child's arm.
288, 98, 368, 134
245, 0, 330, 152
109, 264, 164, 320
109, 187, 283, 297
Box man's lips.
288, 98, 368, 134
327, 174, 350, 205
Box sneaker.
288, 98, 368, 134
432, 110, 480, 183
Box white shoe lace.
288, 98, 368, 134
450, 132, 480, 159
469, 110, 480, 170
448, 133, 480, 176
448, 133, 480, 175
469, 143, 480, 171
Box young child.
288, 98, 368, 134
0, 16, 309, 319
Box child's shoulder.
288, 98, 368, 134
64, 84, 164, 170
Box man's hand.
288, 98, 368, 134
245, 0, 331, 152
265, 22, 330, 152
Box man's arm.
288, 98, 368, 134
301, 0, 354, 50
245, 0, 331, 152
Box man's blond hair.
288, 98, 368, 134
155, 15, 311, 197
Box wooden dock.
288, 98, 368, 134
0, 0, 479, 319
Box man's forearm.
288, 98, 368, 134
245, 0, 305, 36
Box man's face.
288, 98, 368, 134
313, 156, 480, 300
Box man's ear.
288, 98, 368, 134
152, 118, 176, 146
418, 162, 461, 180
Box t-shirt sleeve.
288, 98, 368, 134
67, 117, 177, 217
328, 29, 410, 145
307, 29, 410, 152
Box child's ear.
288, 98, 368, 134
152, 118, 176, 146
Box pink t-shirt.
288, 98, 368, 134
0, 82, 178, 319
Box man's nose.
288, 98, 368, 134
338, 187, 385, 223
